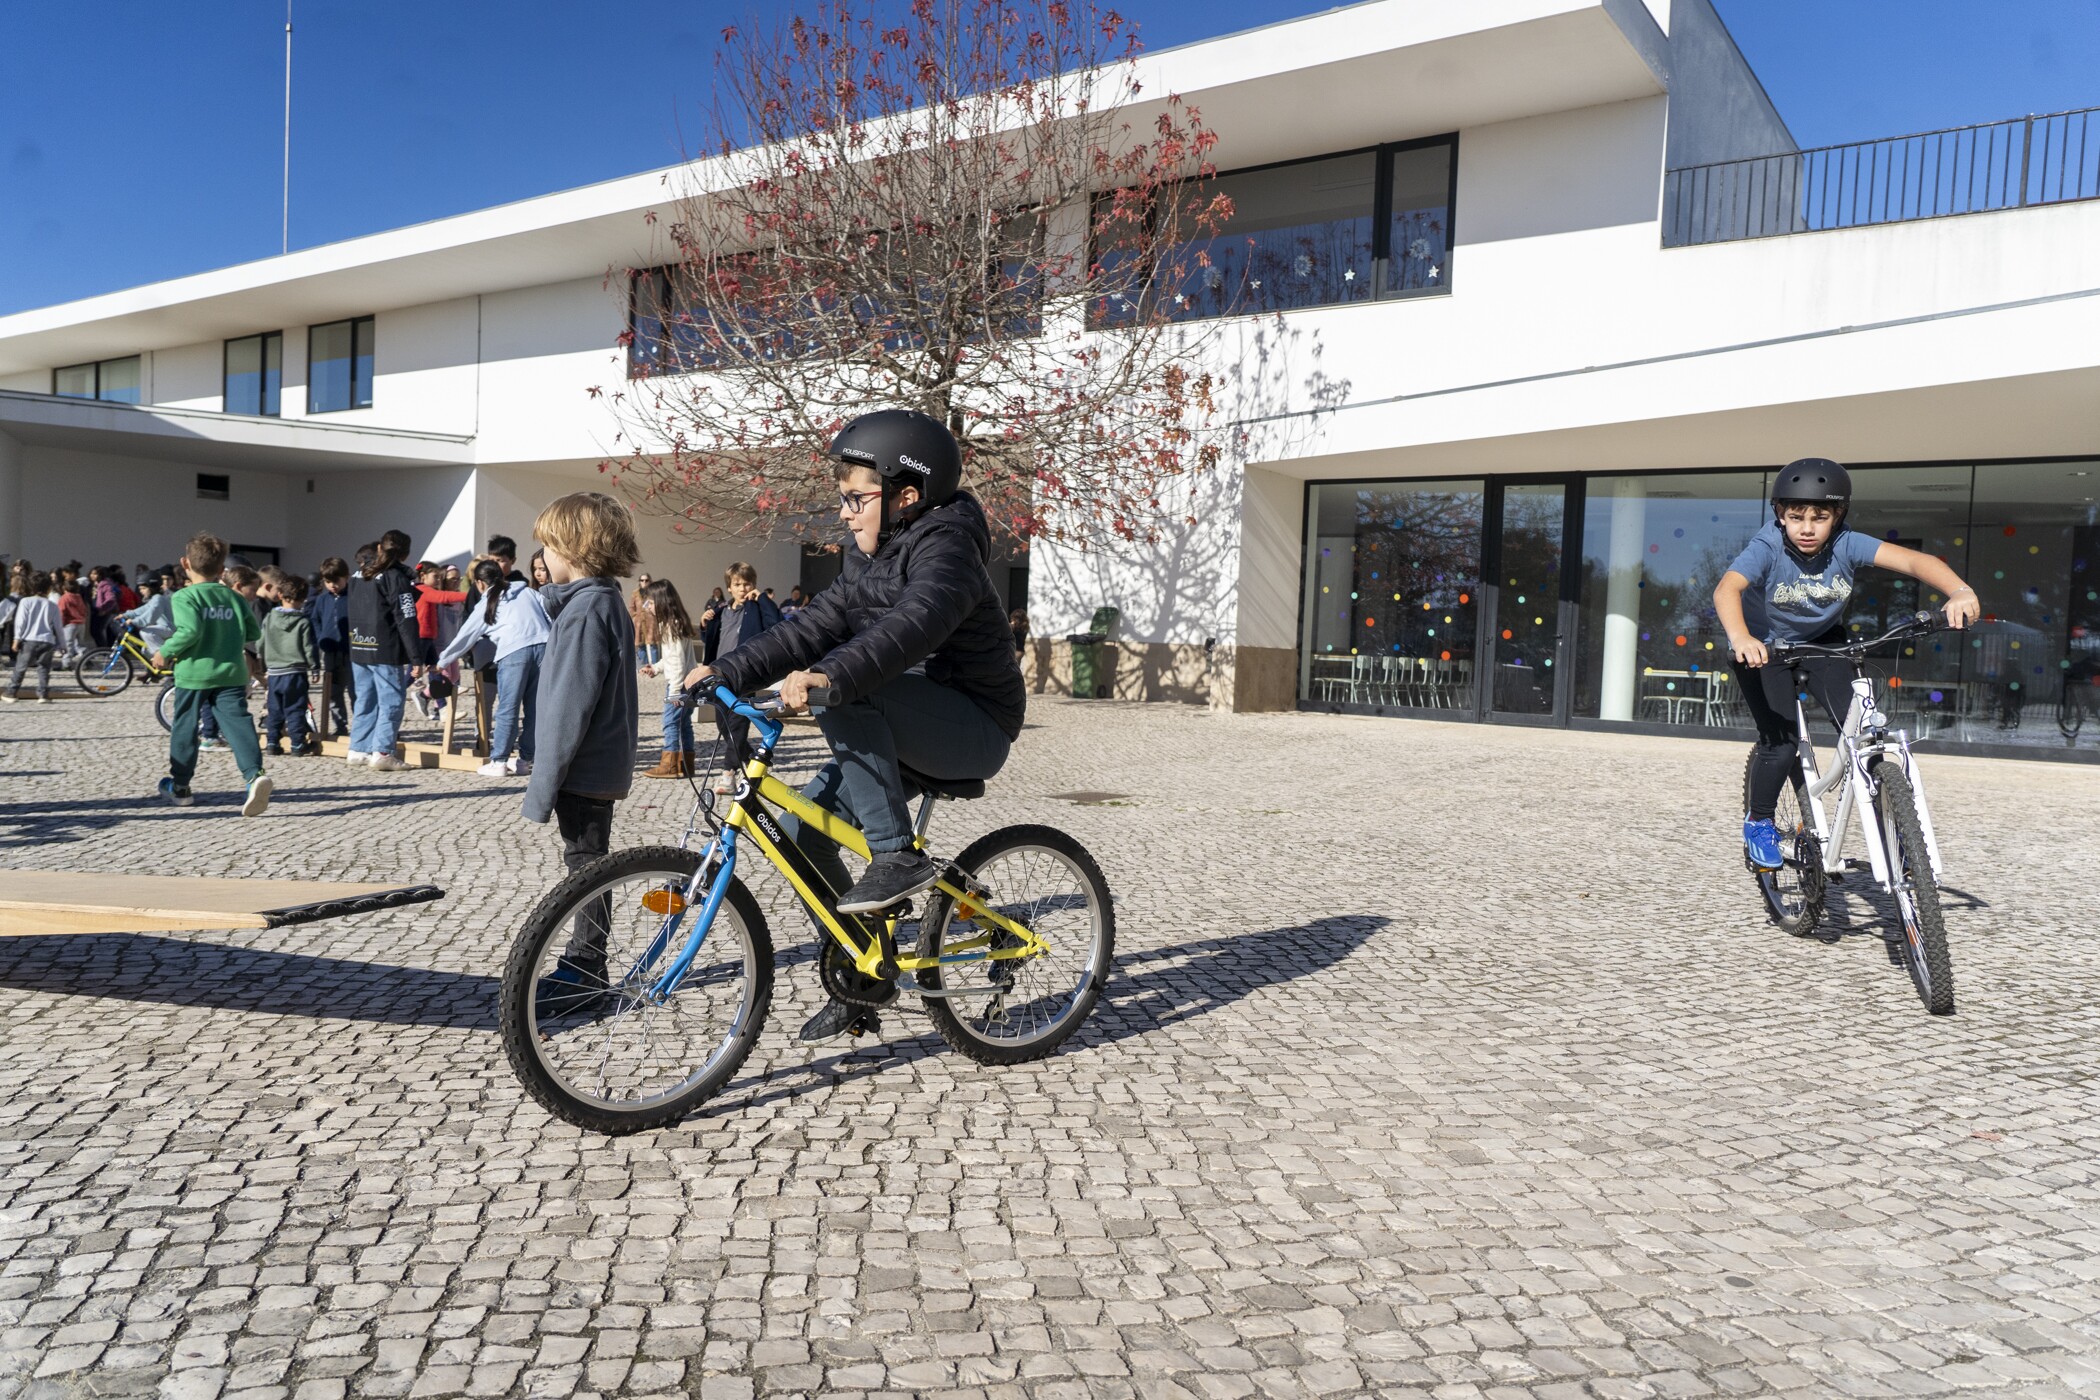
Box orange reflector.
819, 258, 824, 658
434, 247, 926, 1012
641, 889, 687, 916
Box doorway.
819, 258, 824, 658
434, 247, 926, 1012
1480, 479, 1582, 724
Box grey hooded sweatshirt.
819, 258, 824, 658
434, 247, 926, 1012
523, 576, 638, 824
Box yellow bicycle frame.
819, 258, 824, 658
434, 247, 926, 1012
719, 762, 1048, 980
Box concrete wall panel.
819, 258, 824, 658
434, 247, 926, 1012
17, 446, 292, 571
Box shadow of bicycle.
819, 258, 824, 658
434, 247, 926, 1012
697, 913, 1388, 1119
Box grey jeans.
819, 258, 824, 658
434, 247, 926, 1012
780, 673, 1011, 896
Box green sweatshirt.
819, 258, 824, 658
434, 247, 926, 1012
260, 607, 320, 675
161, 580, 260, 690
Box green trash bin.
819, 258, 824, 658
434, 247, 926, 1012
1066, 606, 1120, 699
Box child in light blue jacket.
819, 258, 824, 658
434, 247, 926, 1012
438, 560, 553, 777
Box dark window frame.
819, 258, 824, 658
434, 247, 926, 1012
223, 331, 284, 417
52, 355, 142, 402
307, 316, 375, 413
1089, 132, 1460, 328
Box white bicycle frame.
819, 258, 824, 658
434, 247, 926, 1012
1792, 671, 1946, 887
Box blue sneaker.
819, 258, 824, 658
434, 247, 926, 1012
156, 777, 194, 807
1743, 818, 1784, 871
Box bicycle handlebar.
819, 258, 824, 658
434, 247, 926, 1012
1770, 610, 1945, 661
679, 681, 843, 716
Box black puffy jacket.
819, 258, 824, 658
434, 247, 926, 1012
346, 563, 421, 667
712, 491, 1024, 739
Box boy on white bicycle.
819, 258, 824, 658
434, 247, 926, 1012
1714, 458, 1980, 872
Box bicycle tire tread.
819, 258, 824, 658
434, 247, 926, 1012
497, 845, 773, 1133
1874, 765, 1955, 1015
918, 824, 1114, 1066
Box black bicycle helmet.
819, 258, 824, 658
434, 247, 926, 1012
827, 409, 963, 511
1771, 457, 1852, 516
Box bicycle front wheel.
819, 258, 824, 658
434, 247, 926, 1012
74, 648, 133, 696
916, 825, 1114, 1065
1744, 749, 1823, 937
1872, 761, 1954, 1015
498, 845, 774, 1133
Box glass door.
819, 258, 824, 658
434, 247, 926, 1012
1484, 481, 1577, 721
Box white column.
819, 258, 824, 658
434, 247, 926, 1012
1598, 476, 1647, 722
0, 430, 22, 568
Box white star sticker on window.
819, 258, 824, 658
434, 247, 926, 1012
1343, 268, 1356, 281
1429, 265, 1441, 280
1250, 279, 1261, 289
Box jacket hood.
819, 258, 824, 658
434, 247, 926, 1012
538, 575, 623, 619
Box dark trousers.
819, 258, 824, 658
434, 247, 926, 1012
715, 710, 753, 774
554, 791, 616, 971
264, 673, 312, 750
1733, 626, 1855, 821
169, 685, 264, 787
781, 674, 1012, 898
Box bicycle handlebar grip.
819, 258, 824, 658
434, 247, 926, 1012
806, 686, 844, 709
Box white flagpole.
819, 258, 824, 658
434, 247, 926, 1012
283, 0, 294, 254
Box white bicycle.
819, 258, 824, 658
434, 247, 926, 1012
1750, 611, 1955, 1015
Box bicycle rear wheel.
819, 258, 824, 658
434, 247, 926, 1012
915, 825, 1114, 1065
74, 648, 133, 696
154, 680, 180, 733
1871, 761, 1954, 1015
1744, 749, 1823, 937
499, 845, 773, 1133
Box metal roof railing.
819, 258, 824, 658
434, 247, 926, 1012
1663, 106, 2100, 247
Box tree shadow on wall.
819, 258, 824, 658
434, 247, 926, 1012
1028, 314, 1353, 694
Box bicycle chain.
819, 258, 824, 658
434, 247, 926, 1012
819, 932, 899, 1009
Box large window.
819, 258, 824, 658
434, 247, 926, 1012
1300, 479, 1483, 711
224, 332, 282, 417
1109, 135, 1456, 327
308, 317, 374, 413
53, 356, 141, 404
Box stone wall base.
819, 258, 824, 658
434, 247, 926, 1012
1023, 640, 1297, 714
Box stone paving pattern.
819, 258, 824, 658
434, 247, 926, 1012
1, 685, 2097, 1400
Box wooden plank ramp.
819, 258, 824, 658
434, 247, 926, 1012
0, 873, 444, 937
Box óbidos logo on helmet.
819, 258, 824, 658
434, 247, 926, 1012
897, 453, 930, 476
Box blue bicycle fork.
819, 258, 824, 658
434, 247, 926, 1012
624, 828, 739, 1002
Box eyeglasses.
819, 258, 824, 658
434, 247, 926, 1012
838, 488, 881, 515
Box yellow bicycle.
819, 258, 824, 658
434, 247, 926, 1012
497, 683, 1115, 1133
73, 624, 169, 697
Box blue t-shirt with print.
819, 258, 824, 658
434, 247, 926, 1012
1728, 522, 1883, 644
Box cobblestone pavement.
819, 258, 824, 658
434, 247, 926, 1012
2, 685, 2098, 1400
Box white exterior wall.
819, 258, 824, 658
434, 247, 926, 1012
16, 445, 295, 569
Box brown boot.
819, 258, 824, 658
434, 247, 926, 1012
642, 751, 686, 780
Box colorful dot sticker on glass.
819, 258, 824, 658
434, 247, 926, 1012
2005, 526, 2017, 536
1674, 528, 1684, 538
1501, 629, 1513, 640
1458, 593, 1470, 604
1440, 650, 1451, 661
1675, 635, 1688, 646
1650, 544, 1661, 553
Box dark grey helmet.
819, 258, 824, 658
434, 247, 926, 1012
1772, 457, 1852, 513
827, 409, 962, 510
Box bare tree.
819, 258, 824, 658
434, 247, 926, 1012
595, 0, 1233, 548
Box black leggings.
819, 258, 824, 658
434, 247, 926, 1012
1733, 627, 1855, 822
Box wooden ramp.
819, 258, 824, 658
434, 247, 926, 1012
0, 873, 444, 938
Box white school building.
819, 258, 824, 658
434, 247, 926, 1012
3, 0, 2095, 755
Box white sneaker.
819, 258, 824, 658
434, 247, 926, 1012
476, 760, 509, 777
241, 774, 274, 818
368, 752, 406, 771
507, 757, 532, 776
345, 749, 370, 766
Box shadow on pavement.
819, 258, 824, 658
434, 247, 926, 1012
696, 913, 1389, 1119
0, 785, 513, 847
0, 932, 497, 1029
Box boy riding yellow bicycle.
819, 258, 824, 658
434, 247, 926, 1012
681, 408, 1025, 1042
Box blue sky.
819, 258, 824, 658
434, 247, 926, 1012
2, 1, 2095, 317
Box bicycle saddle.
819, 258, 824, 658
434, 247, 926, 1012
899, 764, 984, 800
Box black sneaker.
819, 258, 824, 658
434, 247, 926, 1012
835, 851, 939, 915
533, 958, 609, 1021
799, 999, 880, 1043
